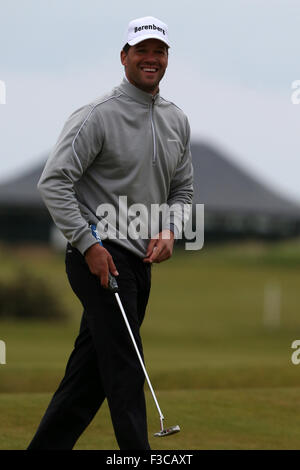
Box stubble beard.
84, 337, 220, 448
131, 69, 165, 95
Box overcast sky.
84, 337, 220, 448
1, 0, 300, 203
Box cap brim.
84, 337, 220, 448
128, 34, 170, 48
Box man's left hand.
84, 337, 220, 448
143, 229, 175, 264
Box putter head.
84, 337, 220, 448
154, 424, 180, 437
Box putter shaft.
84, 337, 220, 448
90, 225, 171, 434
114, 292, 165, 430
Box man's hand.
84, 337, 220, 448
84, 243, 119, 289
143, 230, 175, 264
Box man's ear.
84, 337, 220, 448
120, 50, 127, 66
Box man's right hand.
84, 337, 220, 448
84, 243, 119, 289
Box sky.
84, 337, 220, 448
0, 0, 300, 203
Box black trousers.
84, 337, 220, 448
27, 241, 152, 450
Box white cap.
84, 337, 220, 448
124, 16, 170, 49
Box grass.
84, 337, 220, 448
0, 238, 300, 449
2, 388, 300, 450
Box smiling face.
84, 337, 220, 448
120, 39, 169, 95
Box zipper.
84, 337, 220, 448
150, 97, 157, 165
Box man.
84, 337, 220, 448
27, 16, 193, 450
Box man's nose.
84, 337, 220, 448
143, 52, 158, 62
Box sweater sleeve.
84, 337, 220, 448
163, 117, 194, 238
37, 104, 104, 255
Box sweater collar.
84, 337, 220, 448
119, 77, 160, 105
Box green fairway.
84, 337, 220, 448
2, 388, 300, 450
0, 239, 300, 449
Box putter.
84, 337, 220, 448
90, 224, 180, 437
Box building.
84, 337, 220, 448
191, 142, 300, 240
0, 143, 299, 246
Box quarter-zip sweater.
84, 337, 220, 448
38, 78, 194, 258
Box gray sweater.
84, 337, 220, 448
38, 78, 193, 258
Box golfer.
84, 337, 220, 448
28, 16, 193, 450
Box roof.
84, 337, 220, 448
0, 157, 47, 208
191, 142, 300, 218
